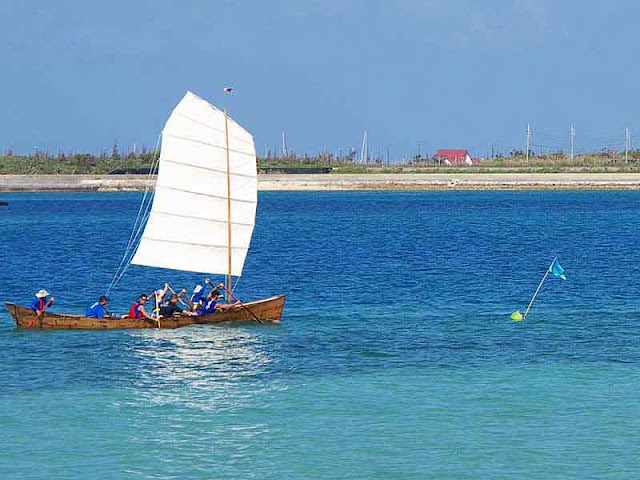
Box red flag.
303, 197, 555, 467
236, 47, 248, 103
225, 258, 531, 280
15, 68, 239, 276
223, 87, 233, 93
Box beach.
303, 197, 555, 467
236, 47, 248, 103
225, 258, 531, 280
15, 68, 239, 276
3, 172, 640, 192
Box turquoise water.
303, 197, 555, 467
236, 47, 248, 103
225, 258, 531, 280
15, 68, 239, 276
1, 191, 639, 479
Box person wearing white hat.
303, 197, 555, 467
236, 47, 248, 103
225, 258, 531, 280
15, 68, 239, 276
30, 289, 55, 316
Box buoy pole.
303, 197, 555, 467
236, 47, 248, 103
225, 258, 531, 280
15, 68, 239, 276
523, 261, 554, 319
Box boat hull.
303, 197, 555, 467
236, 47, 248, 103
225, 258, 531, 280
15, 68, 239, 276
4, 295, 285, 330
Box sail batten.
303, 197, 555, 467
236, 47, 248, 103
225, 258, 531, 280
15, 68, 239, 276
155, 184, 256, 204
170, 113, 256, 147
131, 91, 257, 277
137, 237, 250, 250
152, 209, 255, 227
161, 157, 256, 178
162, 132, 256, 156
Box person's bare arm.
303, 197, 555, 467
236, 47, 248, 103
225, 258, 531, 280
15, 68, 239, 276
215, 301, 240, 311
159, 283, 170, 299
139, 305, 159, 321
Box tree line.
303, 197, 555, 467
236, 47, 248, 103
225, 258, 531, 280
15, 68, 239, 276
1, 148, 639, 174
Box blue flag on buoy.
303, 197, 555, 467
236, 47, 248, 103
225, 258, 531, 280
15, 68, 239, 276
550, 258, 566, 280
511, 257, 567, 321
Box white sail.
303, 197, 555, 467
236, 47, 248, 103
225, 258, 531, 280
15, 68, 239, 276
131, 91, 257, 276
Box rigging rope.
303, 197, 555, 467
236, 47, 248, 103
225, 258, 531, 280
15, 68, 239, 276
230, 277, 240, 297
106, 206, 155, 293
105, 134, 161, 295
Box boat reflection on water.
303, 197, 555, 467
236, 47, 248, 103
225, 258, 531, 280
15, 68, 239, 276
126, 325, 283, 411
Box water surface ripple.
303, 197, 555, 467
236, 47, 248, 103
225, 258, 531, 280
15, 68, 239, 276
1, 191, 639, 479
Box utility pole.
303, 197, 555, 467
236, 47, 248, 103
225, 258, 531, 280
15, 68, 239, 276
625, 127, 630, 165
525, 123, 531, 164
526, 124, 531, 163
360, 130, 368, 164
570, 125, 576, 162
282, 129, 287, 157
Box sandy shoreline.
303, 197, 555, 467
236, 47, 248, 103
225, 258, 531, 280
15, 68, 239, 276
3, 173, 640, 192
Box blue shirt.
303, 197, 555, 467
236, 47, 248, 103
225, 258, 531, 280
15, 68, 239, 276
199, 298, 217, 315
191, 284, 205, 304
30, 296, 45, 311
86, 302, 105, 318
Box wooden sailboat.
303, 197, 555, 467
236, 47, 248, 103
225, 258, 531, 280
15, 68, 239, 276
5, 295, 285, 329
6, 91, 285, 329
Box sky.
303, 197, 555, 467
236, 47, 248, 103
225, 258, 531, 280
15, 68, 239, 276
1, 0, 638, 159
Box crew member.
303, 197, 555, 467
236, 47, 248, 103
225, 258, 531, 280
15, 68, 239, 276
30, 289, 55, 315
129, 294, 157, 321
86, 296, 110, 318
198, 290, 221, 315
159, 294, 197, 317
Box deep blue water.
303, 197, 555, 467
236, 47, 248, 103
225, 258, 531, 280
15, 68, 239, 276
1, 190, 639, 479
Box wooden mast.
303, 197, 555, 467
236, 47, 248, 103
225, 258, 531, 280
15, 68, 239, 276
224, 107, 232, 303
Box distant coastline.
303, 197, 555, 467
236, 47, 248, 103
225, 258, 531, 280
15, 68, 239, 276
3, 173, 640, 192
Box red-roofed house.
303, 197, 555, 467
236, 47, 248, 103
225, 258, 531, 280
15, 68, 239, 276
434, 149, 474, 165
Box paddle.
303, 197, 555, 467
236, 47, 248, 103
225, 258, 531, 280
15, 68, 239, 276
166, 284, 193, 310
26, 297, 54, 329
205, 279, 263, 324
100, 303, 119, 320
155, 291, 162, 328
26, 310, 43, 329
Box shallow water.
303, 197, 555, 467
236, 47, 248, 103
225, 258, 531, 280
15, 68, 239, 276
1, 191, 639, 479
